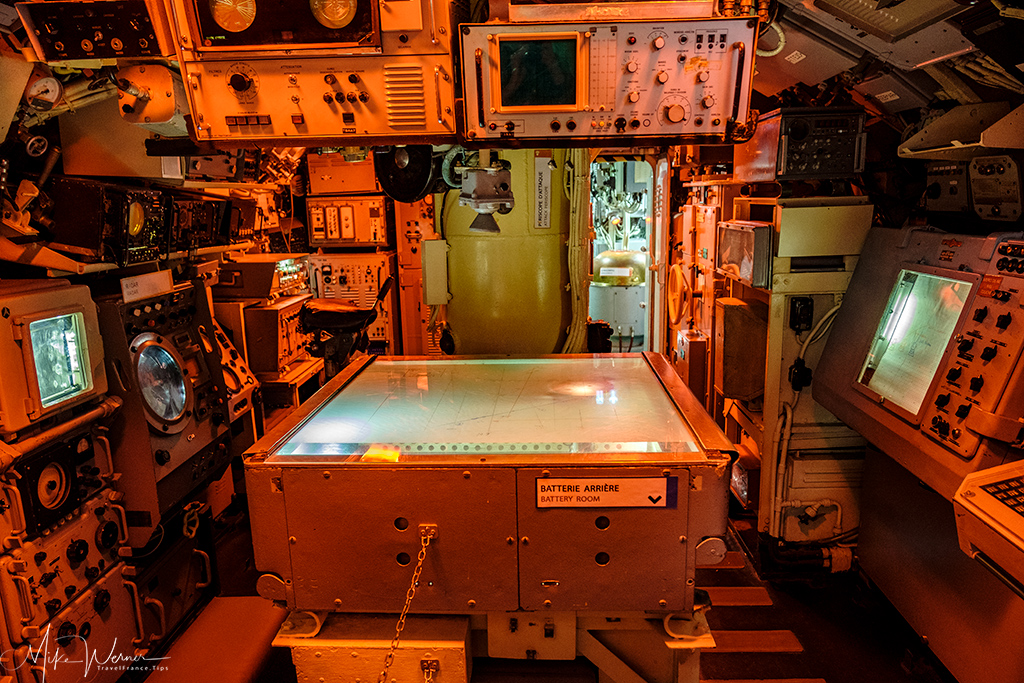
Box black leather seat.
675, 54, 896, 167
300, 298, 378, 334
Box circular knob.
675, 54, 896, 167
550, 120, 561, 131
66, 539, 89, 564
323, 92, 333, 103
652, 36, 665, 49
625, 61, 638, 73
324, 74, 337, 85
656, 71, 669, 84
505, 121, 515, 132
334, 92, 345, 103
935, 393, 951, 408
155, 449, 171, 466
56, 621, 77, 647
566, 120, 577, 131
44, 598, 61, 613
697, 71, 710, 83
981, 346, 997, 361
346, 92, 358, 103
348, 73, 360, 83
665, 104, 686, 123
970, 376, 985, 392
701, 95, 715, 109
228, 72, 252, 92
358, 91, 369, 103
85, 566, 100, 581
946, 367, 962, 382
40, 572, 57, 587
627, 91, 640, 103
94, 589, 111, 613
958, 338, 974, 354
96, 521, 119, 550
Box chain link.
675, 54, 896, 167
377, 534, 431, 683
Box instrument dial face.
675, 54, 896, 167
226, 63, 260, 102
210, 0, 257, 33
25, 75, 64, 111
658, 96, 691, 125
310, 0, 357, 29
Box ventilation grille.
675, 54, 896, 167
384, 65, 427, 128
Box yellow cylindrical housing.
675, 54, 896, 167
441, 149, 572, 355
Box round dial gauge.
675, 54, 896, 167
25, 76, 64, 111
210, 0, 257, 33
310, 0, 357, 29
658, 96, 691, 125
37, 463, 69, 510
137, 345, 188, 422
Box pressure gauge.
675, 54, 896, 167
24, 75, 63, 111
310, 0, 356, 29
210, 0, 257, 33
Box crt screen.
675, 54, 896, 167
857, 269, 971, 416
499, 38, 576, 108
29, 312, 91, 408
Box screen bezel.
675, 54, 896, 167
17, 305, 96, 420
852, 263, 980, 425
491, 32, 588, 114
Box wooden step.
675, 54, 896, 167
708, 630, 804, 654
702, 586, 773, 607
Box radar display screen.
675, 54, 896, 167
499, 38, 577, 108
857, 269, 972, 417
29, 313, 91, 409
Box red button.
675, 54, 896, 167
291, 114, 305, 124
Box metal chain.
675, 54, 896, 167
377, 534, 431, 683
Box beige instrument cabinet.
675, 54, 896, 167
245, 353, 734, 616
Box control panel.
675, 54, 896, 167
0, 490, 124, 643
307, 195, 393, 247
459, 18, 756, 143
969, 155, 1022, 222
15, 0, 176, 64
243, 294, 314, 376
921, 241, 1024, 459
309, 253, 400, 354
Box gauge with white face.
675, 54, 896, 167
310, 0, 357, 29
210, 0, 256, 32
24, 75, 63, 111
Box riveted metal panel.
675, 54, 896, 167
283, 467, 519, 612
517, 466, 691, 611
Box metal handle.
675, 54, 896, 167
144, 597, 167, 641
973, 550, 1024, 601
427, 0, 438, 45
475, 48, 485, 126
109, 503, 129, 545
731, 42, 747, 124
122, 579, 147, 645
95, 434, 115, 478
194, 549, 212, 588
1, 482, 25, 537
434, 66, 444, 125
11, 576, 33, 624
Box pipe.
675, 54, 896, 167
0, 396, 122, 471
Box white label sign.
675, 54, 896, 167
875, 90, 900, 103
784, 50, 807, 64
599, 267, 632, 278
121, 270, 174, 304
534, 151, 552, 229
536, 477, 675, 508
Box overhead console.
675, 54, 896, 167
814, 227, 1024, 500
459, 17, 757, 145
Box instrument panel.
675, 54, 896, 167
459, 17, 757, 144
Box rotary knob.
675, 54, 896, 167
697, 71, 710, 83
627, 91, 640, 103
652, 36, 665, 49
701, 95, 716, 109
66, 539, 89, 564
656, 71, 669, 84
625, 61, 639, 74
664, 104, 687, 123
228, 72, 252, 93
94, 589, 111, 613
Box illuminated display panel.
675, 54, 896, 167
857, 269, 973, 418
28, 313, 92, 409
498, 36, 578, 110
276, 357, 699, 460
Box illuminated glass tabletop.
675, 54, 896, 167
271, 357, 700, 462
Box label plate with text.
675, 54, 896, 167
536, 477, 677, 508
